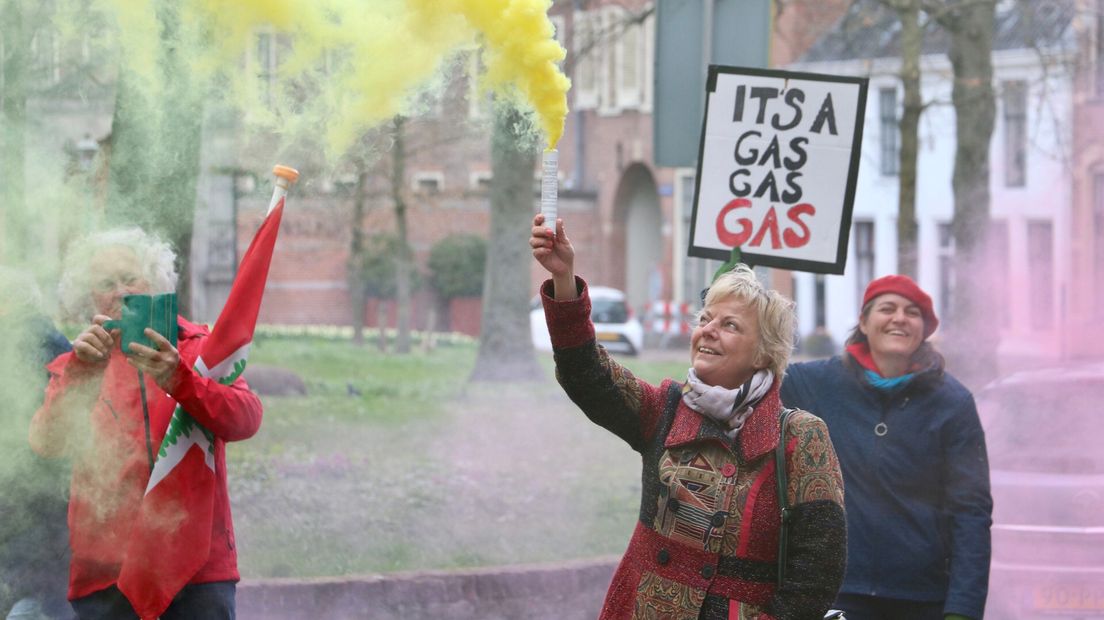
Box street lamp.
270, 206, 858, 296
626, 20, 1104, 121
75, 134, 98, 171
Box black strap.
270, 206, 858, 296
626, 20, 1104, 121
775, 407, 796, 588
137, 369, 155, 473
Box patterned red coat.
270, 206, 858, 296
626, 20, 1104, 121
543, 279, 846, 620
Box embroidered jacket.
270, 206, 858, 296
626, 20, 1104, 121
542, 278, 847, 620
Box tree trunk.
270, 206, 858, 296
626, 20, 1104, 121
895, 0, 922, 278
105, 0, 202, 316
350, 166, 369, 346
942, 0, 998, 386
0, 0, 29, 264
376, 300, 389, 353
391, 117, 413, 354
422, 305, 437, 352
470, 105, 543, 382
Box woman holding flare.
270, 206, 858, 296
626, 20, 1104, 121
530, 213, 846, 620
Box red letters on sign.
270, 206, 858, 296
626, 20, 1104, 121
783, 204, 815, 248
715, 200, 817, 251
715, 198, 754, 247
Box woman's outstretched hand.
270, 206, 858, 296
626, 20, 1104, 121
530, 213, 578, 301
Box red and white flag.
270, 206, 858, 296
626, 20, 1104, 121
117, 167, 296, 618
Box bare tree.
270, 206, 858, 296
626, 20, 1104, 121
470, 104, 543, 382
927, 0, 998, 384
889, 0, 924, 278
349, 157, 370, 346
783, 0, 1005, 379
390, 116, 414, 354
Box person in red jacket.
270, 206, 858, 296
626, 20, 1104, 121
29, 228, 262, 619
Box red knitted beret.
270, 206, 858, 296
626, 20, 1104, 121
862, 274, 939, 339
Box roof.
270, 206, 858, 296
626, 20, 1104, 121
799, 0, 1076, 64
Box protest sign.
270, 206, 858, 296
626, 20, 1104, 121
690, 65, 868, 274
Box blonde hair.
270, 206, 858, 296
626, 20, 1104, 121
700, 264, 795, 378
58, 228, 178, 322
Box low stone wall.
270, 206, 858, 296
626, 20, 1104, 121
238, 557, 619, 620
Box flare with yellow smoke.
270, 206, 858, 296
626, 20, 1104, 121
94, 0, 571, 155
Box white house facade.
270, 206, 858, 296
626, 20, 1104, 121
787, 1, 1076, 362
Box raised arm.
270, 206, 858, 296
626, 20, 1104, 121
530, 212, 578, 301
167, 363, 263, 442
531, 214, 669, 452
129, 326, 262, 442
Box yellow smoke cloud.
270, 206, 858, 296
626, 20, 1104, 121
413, 0, 571, 149
91, 0, 570, 155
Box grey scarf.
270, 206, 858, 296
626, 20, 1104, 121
682, 367, 775, 438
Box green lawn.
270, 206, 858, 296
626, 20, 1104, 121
231, 335, 689, 578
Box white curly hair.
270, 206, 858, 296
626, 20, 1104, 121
58, 227, 178, 322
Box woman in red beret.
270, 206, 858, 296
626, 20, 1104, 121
781, 275, 992, 620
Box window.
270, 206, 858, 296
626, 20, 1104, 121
1003, 80, 1027, 187
551, 14, 566, 57
549, 14, 567, 109
412, 172, 444, 194
572, 10, 599, 110
641, 9, 655, 113
937, 223, 955, 326
75, 134, 99, 171
467, 51, 491, 120
1028, 220, 1054, 330
853, 221, 875, 307
601, 6, 619, 113
469, 170, 492, 191
615, 11, 643, 109
879, 88, 898, 176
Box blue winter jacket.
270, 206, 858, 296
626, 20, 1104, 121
780, 356, 992, 620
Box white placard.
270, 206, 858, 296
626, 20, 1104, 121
690, 66, 868, 274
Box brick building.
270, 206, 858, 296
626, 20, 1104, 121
186, 0, 857, 339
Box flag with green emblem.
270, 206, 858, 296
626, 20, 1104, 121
118, 166, 298, 619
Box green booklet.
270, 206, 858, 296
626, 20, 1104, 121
103, 293, 178, 353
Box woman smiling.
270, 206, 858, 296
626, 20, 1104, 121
781, 275, 992, 620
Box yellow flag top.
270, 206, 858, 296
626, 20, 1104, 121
101, 0, 571, 154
